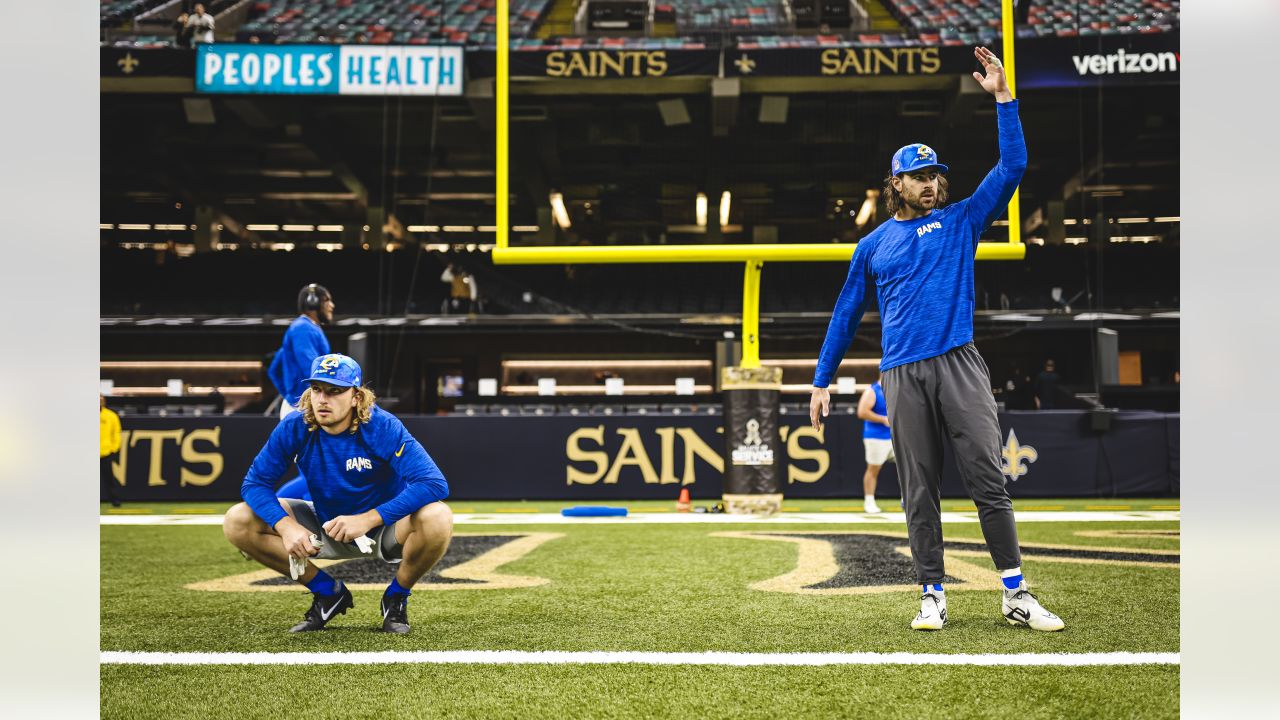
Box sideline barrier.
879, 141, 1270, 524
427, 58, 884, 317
106, 410, 1178, 502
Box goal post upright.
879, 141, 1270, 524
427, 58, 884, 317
491, 0, 1026, 362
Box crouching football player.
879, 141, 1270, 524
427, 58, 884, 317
223, 354, 453, 634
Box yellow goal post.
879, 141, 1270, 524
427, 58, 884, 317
489, 0, 1024, 368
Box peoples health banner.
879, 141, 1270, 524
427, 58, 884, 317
196, 44, 464, 95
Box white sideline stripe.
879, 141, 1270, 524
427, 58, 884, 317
100, 650, 1178, 667
101, 511, 1181, 526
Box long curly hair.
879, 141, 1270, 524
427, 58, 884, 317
296, 386, 377, 433
882, 173, 949, 217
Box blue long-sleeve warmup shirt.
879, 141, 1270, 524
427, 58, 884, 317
241, 406, 450, 529
813, 100, 1027, 387
267, 316, 330, 406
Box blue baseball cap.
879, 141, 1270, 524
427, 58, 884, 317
890, 143, 948, 176
303, 353, 363, 388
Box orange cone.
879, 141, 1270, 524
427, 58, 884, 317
676, 488, 692, 512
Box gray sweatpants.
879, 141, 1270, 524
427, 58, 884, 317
882, 342, 1020, 584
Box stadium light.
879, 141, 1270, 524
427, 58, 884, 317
550, 192, 571, 230
696, 193, 708, 227
719, 191, 731, 228
855, 189, 879, 227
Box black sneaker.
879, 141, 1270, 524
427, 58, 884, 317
380, 592, 411, 634
289, 581, 354, 633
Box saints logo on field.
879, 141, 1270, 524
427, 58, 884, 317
186, 532, 562, 593
713, 531, 1178, 595
1001, 428, 1038, 481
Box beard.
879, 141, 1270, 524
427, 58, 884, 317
903, 193, 936, 213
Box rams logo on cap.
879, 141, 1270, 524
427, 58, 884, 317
916, 145, 934, 160
319, 355, 341, 372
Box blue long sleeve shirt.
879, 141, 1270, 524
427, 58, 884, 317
267, 316, 330, 406
813, 100, 1027, 387
241, 406, 449, 529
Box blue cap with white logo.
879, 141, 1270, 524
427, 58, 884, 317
303, 353, 363, 388
890, 143, 948, 176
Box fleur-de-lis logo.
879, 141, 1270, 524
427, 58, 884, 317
117, 52, 139, 74
734, 53, 756, 75
1001, 428, 1038, 481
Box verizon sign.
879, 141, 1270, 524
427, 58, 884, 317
1071, 49, 1178, 76
1019, 32, 1180, 88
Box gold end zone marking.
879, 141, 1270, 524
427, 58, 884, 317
1151, 505, 1180, 510
105, 508, 151, 514
184, 532, 563, 593
1085, 505, 1132, 511
712, 530, 999, 596
712, 530, 1178, 596
171, 508, 217, 514
821, 507, 861, 512
1017, 505, 1066, 511
494, 508, 537, 513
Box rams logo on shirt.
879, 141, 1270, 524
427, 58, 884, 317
916, 220, 943, 237
346, 457, 373, 472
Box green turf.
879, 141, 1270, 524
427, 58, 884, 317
102, 664, 1179, 720
102, 515, 1179, 717
101, 497, 1181, 515
102, 521, 1177, 654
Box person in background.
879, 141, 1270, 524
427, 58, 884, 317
100, 394, 122, 508
856, 374, 893, 514
186, 4, 215, 45
269, 284, 334, 500
172, 12, 193, 48
1033, 358, 1061, 410
441, 263, 477, 314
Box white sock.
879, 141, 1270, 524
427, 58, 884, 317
864, 494, 876, 504
1000, 567, 1024, 591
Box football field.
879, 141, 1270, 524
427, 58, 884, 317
101, 500, 1179, 719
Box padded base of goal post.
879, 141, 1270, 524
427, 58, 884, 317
721, 365, 784, 517
722, 493, 784, 516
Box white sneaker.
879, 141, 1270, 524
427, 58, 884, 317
911, 589, 946, 631
864, 500, 882, 513
1002, 582, 1065, 632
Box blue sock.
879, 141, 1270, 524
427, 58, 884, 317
1000, 568, 1024, 590
923, 583, 943, 593
305, 570, 338, 596
386, 577, 412, 598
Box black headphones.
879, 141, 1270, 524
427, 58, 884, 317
297, 283, 331, 314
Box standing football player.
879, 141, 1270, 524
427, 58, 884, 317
268, 283, 334, 500
810, 47, 1064, 632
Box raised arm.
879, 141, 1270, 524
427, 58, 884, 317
963, 47, 1027, 238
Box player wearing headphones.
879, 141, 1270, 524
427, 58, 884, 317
269, 284, 334, 500
224, 354, 453, 634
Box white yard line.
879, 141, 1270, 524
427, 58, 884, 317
100, 650, 1178, 667
101, 511, 1180, 526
